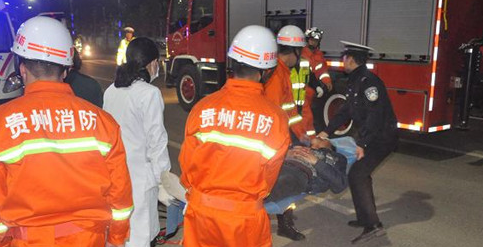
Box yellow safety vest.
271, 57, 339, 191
290, 60, 311, 106
116, 37, 135, 66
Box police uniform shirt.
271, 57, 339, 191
325, 65, 397, 149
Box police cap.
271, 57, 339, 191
124, 27, 135, 33
341, 40, 374, 55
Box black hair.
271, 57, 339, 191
21, 58, 65, 78
114, 37, 159, 88
278, 44, 296, 55
231, 59, 261, 78
343, 50, 368, 66
278, 44, 302, 68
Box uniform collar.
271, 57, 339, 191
348, 65, 367, 81
25, 81, 75, 96
224, 78, 263, 94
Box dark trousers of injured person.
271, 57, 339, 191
266, 165, 309, 202
348, 141, 396, 227
265, 148, 347, 203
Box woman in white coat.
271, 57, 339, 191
104, 37, 171, 247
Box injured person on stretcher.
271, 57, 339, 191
265, 136, 356, 241
158, 137, 357, 243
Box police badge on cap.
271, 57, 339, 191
365, 86, 379, 101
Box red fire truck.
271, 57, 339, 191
164, 0, 483, 133
0, 0, 23, 105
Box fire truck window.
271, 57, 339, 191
169, 0, 189, 34
190, 0, 213, 34
0, 13, 13, 53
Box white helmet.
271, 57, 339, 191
12, 16, 74, 66
277, 25, 306, 47
228, 25, 278, 69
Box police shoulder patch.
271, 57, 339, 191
364, 86, 378, 101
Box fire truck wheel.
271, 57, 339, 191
176, 65, 201, 112
323, 93, 354, 136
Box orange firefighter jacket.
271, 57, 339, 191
301, 46, 332, 86
0, 81, 133, 245
265, 59, 313, 141
180, 78, 290, 247
301, 46, 332, 137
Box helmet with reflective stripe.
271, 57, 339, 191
277, 25, 306, 47
305, 27, 324, 40
228, 25, 278, 69
12, 16, 74, 66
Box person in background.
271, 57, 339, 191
318, 41, 398, 244
264, 25, 327, 241
116, 27, 135, 66
104, 37, 171, 247
0, 16, 132, 247
65, 49, 103, 107
265, 25, 322, 147
302, 27, 333, 133
179, 25, 290, 247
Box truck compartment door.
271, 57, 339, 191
387, 88, 427, 131
367, 0, 435, 61
312, 0, 364, 57
227, 0, 265, 45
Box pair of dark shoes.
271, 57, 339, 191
276, 209, 306, 241
348, 220, 386, 244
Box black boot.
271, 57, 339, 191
150, 238, 157, 247
276, 209, 306, 241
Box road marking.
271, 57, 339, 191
305, 195, 355, 215
400, 138, 483, 159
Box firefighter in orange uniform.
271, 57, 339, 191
264, 25, 324, 148
263, 25, 326, 241
179, 25, 290, 247
0, 17, 133, 247
301, 27, 333, 133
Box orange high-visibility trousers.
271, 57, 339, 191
183, 190, 271, 247
7, 226, 106, 247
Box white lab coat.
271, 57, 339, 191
104, 79, 171, 247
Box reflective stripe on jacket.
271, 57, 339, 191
264, 59, 310, 141
301, 46, 332, 85
180, 78, 290, 246
0, 81, 133, 245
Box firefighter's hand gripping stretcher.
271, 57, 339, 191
157, 136, 358, 236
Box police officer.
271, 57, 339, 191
318, 41, 398, 244
116, 27, 135, 66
